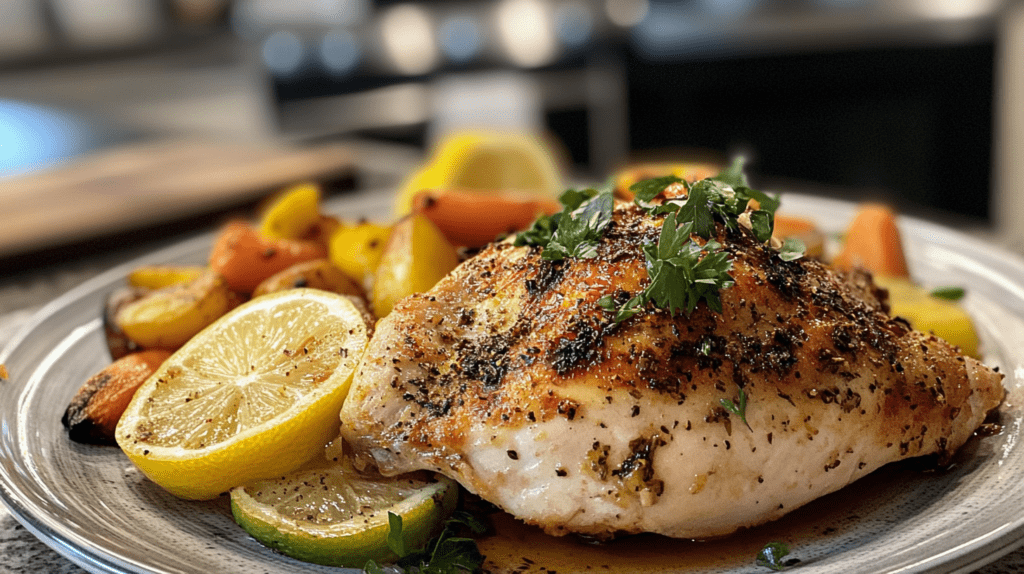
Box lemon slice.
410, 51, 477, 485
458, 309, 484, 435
115, 289, 369, 500
395, 130, 563, 215
230, 453, 458, 567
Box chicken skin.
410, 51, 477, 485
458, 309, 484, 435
340, 202, 1003, 539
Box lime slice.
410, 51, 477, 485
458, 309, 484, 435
115, 289, 370, 500
230, 454, 458, 567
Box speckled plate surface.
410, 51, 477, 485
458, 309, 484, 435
1, 193, 1024, 574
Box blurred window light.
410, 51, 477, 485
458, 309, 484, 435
439, 15, 482, 64
320, 30, 361, 75
262, 30, 306, 77
605, 0, 649, 27
0, 0, 48, 56
232, 0, 369, 39
51, 0, 163, 47
555, 1, 594, 49
497, 0, 558, 68
909, 0, 1002, 20
380, 4, 439, 75
0, 101, 91, 177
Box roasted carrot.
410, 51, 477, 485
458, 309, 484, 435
832, 204, 910, 278
411, 189, 562, 248
62, 349, 172, 445
209, 221, 328, 293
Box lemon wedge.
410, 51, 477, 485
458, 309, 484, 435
395, 130, 563, 215
230, 450, 457, 568
115, 289, 369, 500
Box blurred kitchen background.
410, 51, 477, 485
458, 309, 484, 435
1, 0, 1022, 272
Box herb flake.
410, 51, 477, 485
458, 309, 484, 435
756, 541, 796, 571
930, 286, 966, 301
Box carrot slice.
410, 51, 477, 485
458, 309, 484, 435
63, 349, 172, 445
411, 189, 561, 248
209, 221, 328, 293
832, 204, 910, 278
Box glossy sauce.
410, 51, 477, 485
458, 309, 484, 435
476, 455, 967, 574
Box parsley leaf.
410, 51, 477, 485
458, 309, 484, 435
756, 541, 794, 571
749, 210, 774, 243
515, 187, 613, 262
720, 387, 750, 430
369, 511, 487, 574
549, 192, 614, 260
386, 511, 407, 557
630, 175, 684, 204
930, 286, 966, 301
712, 156, 750, 188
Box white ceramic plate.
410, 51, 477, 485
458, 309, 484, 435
2, 193, 1024, 574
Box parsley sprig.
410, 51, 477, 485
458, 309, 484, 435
514, 186, 614, 260
364, 511, 487, 574
518, 157, 804, 324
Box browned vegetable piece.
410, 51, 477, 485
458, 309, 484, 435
115, 270, 233, 349
103, 285, 148, 360
252, 258, 364, 299
62, 349, 172, 445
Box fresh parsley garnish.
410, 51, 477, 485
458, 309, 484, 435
365, 511, 487, 574
518, 158, 803, 325
930, 286, 966, 301
756, 541, 798, 571
630, 174, 684, 204
720, 387, 751, 430
514, 187, 613, 261
542, 192, 614, 261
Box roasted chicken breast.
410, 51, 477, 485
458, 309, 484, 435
341, 202, 1003, 539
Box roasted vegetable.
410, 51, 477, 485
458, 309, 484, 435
411, 189, 560, 248
259, 182, 322, 240
128, 265, 206, 290
209, 221, 328, 293
62, 349, 172, 445
832, 204, 910, 278
115, 270, 232, 349
328, 222, 390, 290
252, 258, 364, 299
103, 285, 149, 360
371, 214, 459, 317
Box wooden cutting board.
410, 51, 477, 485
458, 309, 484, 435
0, 139, 355, 258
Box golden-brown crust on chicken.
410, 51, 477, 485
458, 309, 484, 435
342, 203, 1003, 538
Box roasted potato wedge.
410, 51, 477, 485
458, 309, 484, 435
128, 265, 206, 290
371, 214, 459, 317
115, 270, 232, 349
252, 258, 364, 299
